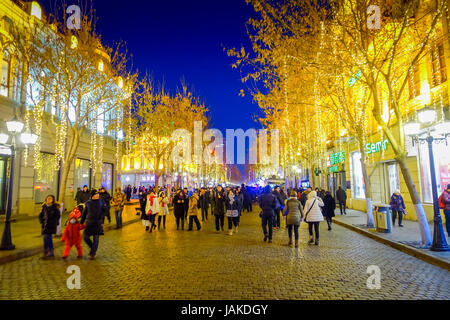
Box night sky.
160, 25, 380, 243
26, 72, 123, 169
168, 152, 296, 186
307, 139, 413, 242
39, 0, 262, 133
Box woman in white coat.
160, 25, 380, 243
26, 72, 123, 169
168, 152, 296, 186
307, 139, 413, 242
145, 191, 160, 233
303, 190, 324, 245
158, 191, 170, 230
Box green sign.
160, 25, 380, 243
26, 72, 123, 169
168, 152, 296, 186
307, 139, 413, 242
348, 70, 362, 87
330, 151, 345, 165
328, 165, 339, 173
365, 139, 389, 154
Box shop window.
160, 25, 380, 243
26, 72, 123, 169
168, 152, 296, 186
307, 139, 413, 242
419, 135, 450, 203
408, 63, 420, 99
34, 153, 59, 204
431, 43, 447, 87
350, 151, 365, 199
74, 158, 91, 190
0, 49, 10, 97
101, 163, 113, 194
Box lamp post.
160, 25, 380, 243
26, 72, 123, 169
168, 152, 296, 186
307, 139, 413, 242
406, 107, 450, 252
0, 117, 37, 250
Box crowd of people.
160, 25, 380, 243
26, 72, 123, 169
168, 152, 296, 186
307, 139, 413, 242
37, 182, 450, 260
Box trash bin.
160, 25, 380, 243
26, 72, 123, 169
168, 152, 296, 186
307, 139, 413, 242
373, 204, 391, 233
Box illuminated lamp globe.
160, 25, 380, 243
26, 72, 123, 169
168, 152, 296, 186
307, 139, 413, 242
0, 133, 9, 144
6, 117, 24, 134
434, 121, 450, 136
20, 132, 38, 146
418, 107, 437, 124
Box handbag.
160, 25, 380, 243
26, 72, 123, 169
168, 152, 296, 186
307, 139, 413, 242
304, 199, 316, 222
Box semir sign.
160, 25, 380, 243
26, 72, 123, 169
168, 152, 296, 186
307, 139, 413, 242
366, 139, 389, 154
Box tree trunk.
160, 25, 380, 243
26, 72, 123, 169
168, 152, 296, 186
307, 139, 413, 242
397, 155, 432, 246
359, 142, 374, 227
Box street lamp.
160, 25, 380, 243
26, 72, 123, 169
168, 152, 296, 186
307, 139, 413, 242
406, 106, 449, 252
0, 117, 37, 250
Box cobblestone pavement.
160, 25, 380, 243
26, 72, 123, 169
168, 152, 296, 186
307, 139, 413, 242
0, 209, 449, 300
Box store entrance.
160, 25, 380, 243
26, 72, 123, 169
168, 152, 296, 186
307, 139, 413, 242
329, 171, 346, 199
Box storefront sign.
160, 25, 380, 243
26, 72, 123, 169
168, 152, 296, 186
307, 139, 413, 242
330, 151, 345, 165
328, 165, 339, 173
365, 139, 389, 154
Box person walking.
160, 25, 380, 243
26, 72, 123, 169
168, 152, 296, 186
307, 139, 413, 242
80, 190, 106, 259
258, 185, 277, 243
336, 186, 347, 215
75, 185, 90, 205
111, 187, 126, 229
199, 188, 210, 222
38, 195, 61, 258
99, 187, 112, 224
273, 186, 284, 230
61, 206, 84, 259
188, 191, 202, 231
213, 185, 226, 232
303, 190, 324, 245
173, 190, 186, 230
125, 185, 132, 202
390, 190, 406, 227
225, 189, 240, 235
145, 191, 160, 233
158, 191, 169, 230
235, 186, 244, 225
283, 190, 304, 248
440, 184, 450, 237
322, 191, 336, 231
300, 187, 311, 207
139, 188, 150, 230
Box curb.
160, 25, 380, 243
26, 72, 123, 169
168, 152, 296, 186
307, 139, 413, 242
333, 219, 450, 271
0, 217, 142, 266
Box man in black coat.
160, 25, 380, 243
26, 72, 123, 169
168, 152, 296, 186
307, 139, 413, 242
213, 185, 226, 232
75, 185, 90, 205
81, 190, 106, 259
259, 185, 277, 243
99, 187, 112, 223
323, 191, 336, 230
39, 196, 61, 258
199, 188, 210, 221
272, 186, 284, 229
336, 186, 347, 215
173, 190, 186, 230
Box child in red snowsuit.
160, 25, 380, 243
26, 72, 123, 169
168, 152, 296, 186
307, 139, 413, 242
62, 207, 85, 259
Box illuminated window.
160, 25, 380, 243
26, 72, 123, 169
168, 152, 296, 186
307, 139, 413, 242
31, 2, 42, 20
408, 63, 420, 99
0, 49, 10, 97
98, 60, 104, 72
431, 43, 447, 87
350, 151, 365, 199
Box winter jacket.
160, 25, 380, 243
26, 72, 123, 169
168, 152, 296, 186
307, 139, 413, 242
159, 196, 170, 215
212, 190, 226, 215
188, 193, 199, 216
111, 192, 126, 211
441, 190, 450, 211
235, 191, 244, 211
303, 191, 324, 222
80, 199, 105, 236
99, 191, 111, 209
258, 192, 277, 217
173, 193, 187, 218
283, 198, 303, 226
225, 194, 240, 212
145, 194, 160, 216
273, 190, 284, 210
39, 203, 61, 235
336, 188, 347, 203
199, 191, 210, 209
300, 191, 310, 207
75, 190, 90, 205
390, 194, 406, 212
61, 221, 85, 246
322, 193, 336, 218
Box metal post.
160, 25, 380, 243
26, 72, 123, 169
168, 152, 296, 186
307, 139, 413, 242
426, 134, 450, 251
0, 137, 16, 250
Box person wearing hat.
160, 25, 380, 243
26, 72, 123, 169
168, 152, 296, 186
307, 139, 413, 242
80, 189, 106, 259
440, 184, 450, 237
61, 207, 85, 259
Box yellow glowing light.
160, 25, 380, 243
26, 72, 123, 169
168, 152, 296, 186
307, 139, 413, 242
71, 35, 78, 49
98, 60, 104, 72
118, 77, 123, 88
158, 163, 163, 170
134, 158, 141, 170
31, 2, 42, 20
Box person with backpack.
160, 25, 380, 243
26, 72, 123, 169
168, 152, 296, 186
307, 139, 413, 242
390, 190, 406, 227
303, 190, 324, 245
439, 184, 450, 237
